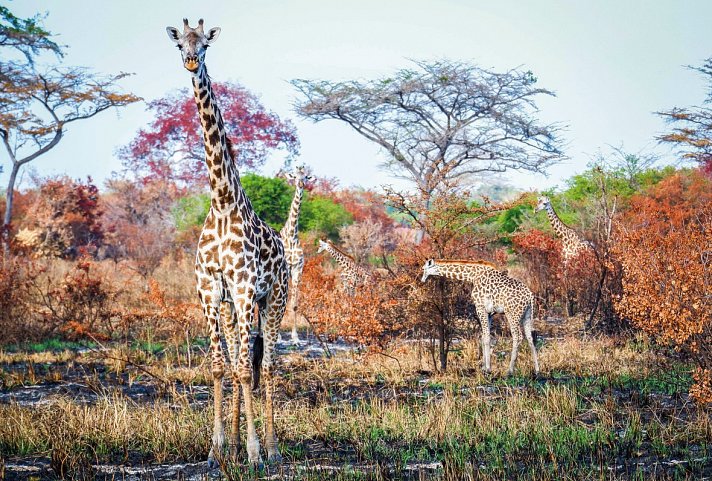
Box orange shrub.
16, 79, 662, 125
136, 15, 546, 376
614, 170, 711, 404
299, 257, 405, 349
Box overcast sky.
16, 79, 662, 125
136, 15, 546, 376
5, 0, 711, 193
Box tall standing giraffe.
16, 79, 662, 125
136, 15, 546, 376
535, 196, 593, 264
280, 165, 313, 343
421, 259, 539, 376
166, 19, 288, 468
317, 239, 370, 296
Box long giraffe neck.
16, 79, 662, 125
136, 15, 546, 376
191, 65, 245, 212
545, 204, 575, 240
325, 244, 355, 271
280, 182, 304, 244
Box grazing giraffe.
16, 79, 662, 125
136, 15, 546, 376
535, 196, 593, 264
421, 259, 539, 376
279, 165, 313, 343
166, 19, 288, 468
317, 239, 370, 296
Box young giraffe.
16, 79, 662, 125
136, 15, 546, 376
317, 239, 370, 296
166, 19, 288, 468
535, 196, 593, 264
421, 259, 539, 376
279, 166, 313, 343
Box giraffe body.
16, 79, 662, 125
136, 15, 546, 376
280, 166, 313, 343
167, 19, 287, 468
535, 196, 592, 264
317, 239, 370, 296
421, 259, 539, 375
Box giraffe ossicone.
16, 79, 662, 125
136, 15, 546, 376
422, 259, 539, 376
166, 18, 288, 469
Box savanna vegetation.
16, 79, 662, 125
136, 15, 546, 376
0, 6, 710, 481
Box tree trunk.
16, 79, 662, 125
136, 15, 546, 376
438, 319, 447, 372
2, 162, 20, 257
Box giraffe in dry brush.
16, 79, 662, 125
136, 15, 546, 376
166, 19, 288, 468
421, 259, 539, 376
280, 165, 312, 343
317, 239, 371, 296
535, 196, 593, 264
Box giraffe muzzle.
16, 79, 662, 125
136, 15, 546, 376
184, 56, 199, 71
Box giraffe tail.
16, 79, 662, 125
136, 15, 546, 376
252, 333, 264, 390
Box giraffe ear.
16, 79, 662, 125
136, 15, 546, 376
166, 27, 180, 43
206, 27, 221, 43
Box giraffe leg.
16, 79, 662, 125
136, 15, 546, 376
476, 304, 492, 374
290, 261, 303, 344
230, 288, 263, 468
199, 282, 225, 470
220, 302, 241, 461
523, 305, 540, 376
506, 312, 522, 376
261, 274, 288, 463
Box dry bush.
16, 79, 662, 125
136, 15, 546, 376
614, 170, 712, 404
299, 257, 406, 350
0, 257, 43, 344
511, 228, 563, 312
33, 259, 120, 341
17, 176, 105, 259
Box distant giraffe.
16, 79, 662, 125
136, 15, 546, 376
166, 19, 288, 468
280, 166, 313, 343
317, 239, 370, 296
421, 259, 539, 376
535, 196, 593, 264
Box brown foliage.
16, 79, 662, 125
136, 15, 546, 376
16, 176, 105, 259
299, 258, 405, 349
0, 257, 41, 343
35, 260, 119, 341
511, 228, 563, 311
614, 170, 712, 402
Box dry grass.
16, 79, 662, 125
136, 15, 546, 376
1, 334, 709, 480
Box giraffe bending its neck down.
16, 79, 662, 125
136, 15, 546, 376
317, 239, 370, 296
535, 196, 592, 264
166, 19, 288, 468
421, 259, 539, 376
280, 166, 313, 343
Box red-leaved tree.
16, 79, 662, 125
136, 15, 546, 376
119, 82, 299, 188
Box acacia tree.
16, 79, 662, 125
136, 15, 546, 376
658, 57, 712, 174
0, 8, 140, 253
292, 60, 563, 199
119, 82, 300, 188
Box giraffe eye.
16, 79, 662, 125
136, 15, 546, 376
176, 44, 183, 50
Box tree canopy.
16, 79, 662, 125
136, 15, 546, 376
119, 82, 300, 188
292, 59, 564, 197
658, 58, 712, 174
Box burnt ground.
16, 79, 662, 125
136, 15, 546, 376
1, 330, 710, 480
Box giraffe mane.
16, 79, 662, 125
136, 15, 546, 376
436, 259, 498, 269
327, 240, 355, 262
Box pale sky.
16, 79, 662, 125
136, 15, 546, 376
4, 0, 711, 193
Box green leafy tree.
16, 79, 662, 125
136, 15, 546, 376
172, 173, 351, 238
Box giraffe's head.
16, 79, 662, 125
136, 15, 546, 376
421, 259, 440, 282
534, 196, 551, 213
317, 239, 329, 253
166, 18, 221, 73
286, 165, 314, 188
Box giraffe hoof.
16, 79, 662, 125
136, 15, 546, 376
229, 443, 240, 462
268, 451, 283, 465
207, 453, 220, 470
